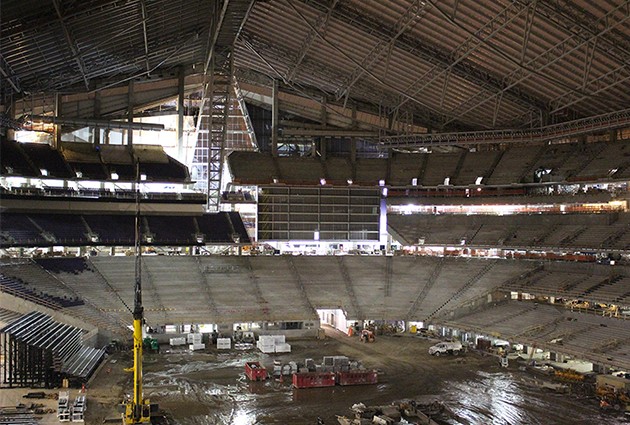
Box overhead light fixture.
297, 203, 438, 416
111, 172, 119, 180
320, 178, 326, 185
347, 179, 353, 185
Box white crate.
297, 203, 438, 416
169, 337, 186, 346
259, 345, 275, 353
275, 343, 291, 353
217, 338, 231, 349
272, 335, 285, 344
187, 333, 202, 343
258, 335, 275, 344
189, 343, 205, 351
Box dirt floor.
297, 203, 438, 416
3, 327, 630, 424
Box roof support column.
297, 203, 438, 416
93, 90, 101, 146
177, 66, 185, 161
320, 96, 327, 161
271, 78, 279, 157
5, 97, 16, 141
350, 104, 357, 165
54, 93, 62, 149
127, 80, 134, 146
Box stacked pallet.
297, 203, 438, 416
257, 335, 291, 353
187, 333, 205, 350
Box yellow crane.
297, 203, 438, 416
120, 162, 154, 424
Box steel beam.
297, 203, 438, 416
282, 128, 378, 138
520, 1, 538, 64
238, 34, 451, 130
29, 115, 165, 131
332, 0, 431, 101
139, 0, 151, 73
0, 54, 21, 93
531, 0, 630, 64
51, 0, 90, 91
287, 0, 338, 81
392, 0, 531, 115
443, 1, 630, 126
302, 0, 548, 117
272, 78, 279, 156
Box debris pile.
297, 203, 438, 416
336, 400, 447, 425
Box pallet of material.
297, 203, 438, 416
169, 337, 186, 346
189, 343, 205, 351
274, 343, 291, 353
187, 333, 202, 344
57, 391, 70, 422
217, 338, 231, 349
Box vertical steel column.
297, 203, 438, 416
128, 80, 135, 146
177, 66, 186, 162
54, 93, 62, 148
271, 79, 279, 157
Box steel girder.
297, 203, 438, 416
287, 0, 339, 81
442, 0, 630, 127
301, 0, 549, 120
237, 33, 456, 130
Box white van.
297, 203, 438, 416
428, 341, 463, 356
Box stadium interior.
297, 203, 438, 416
2, 0, 630, 423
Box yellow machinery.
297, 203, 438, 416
554, 369, 585, 382
596, 374, 630, 412
120, 164, 155, 424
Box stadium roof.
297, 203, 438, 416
1, 0, 630, 132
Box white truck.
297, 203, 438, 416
428, 341, 463, 356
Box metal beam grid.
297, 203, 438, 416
1, 0, 213, 92
236, 0, 630, 130
236, 35, 447, 129
2, 0, 629, 133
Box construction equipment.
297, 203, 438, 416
142, 337, 159, 353
596, 374, 630, 412
120, 162, 156, 424
360, 329, 375, 343
554, 369, 584, 383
